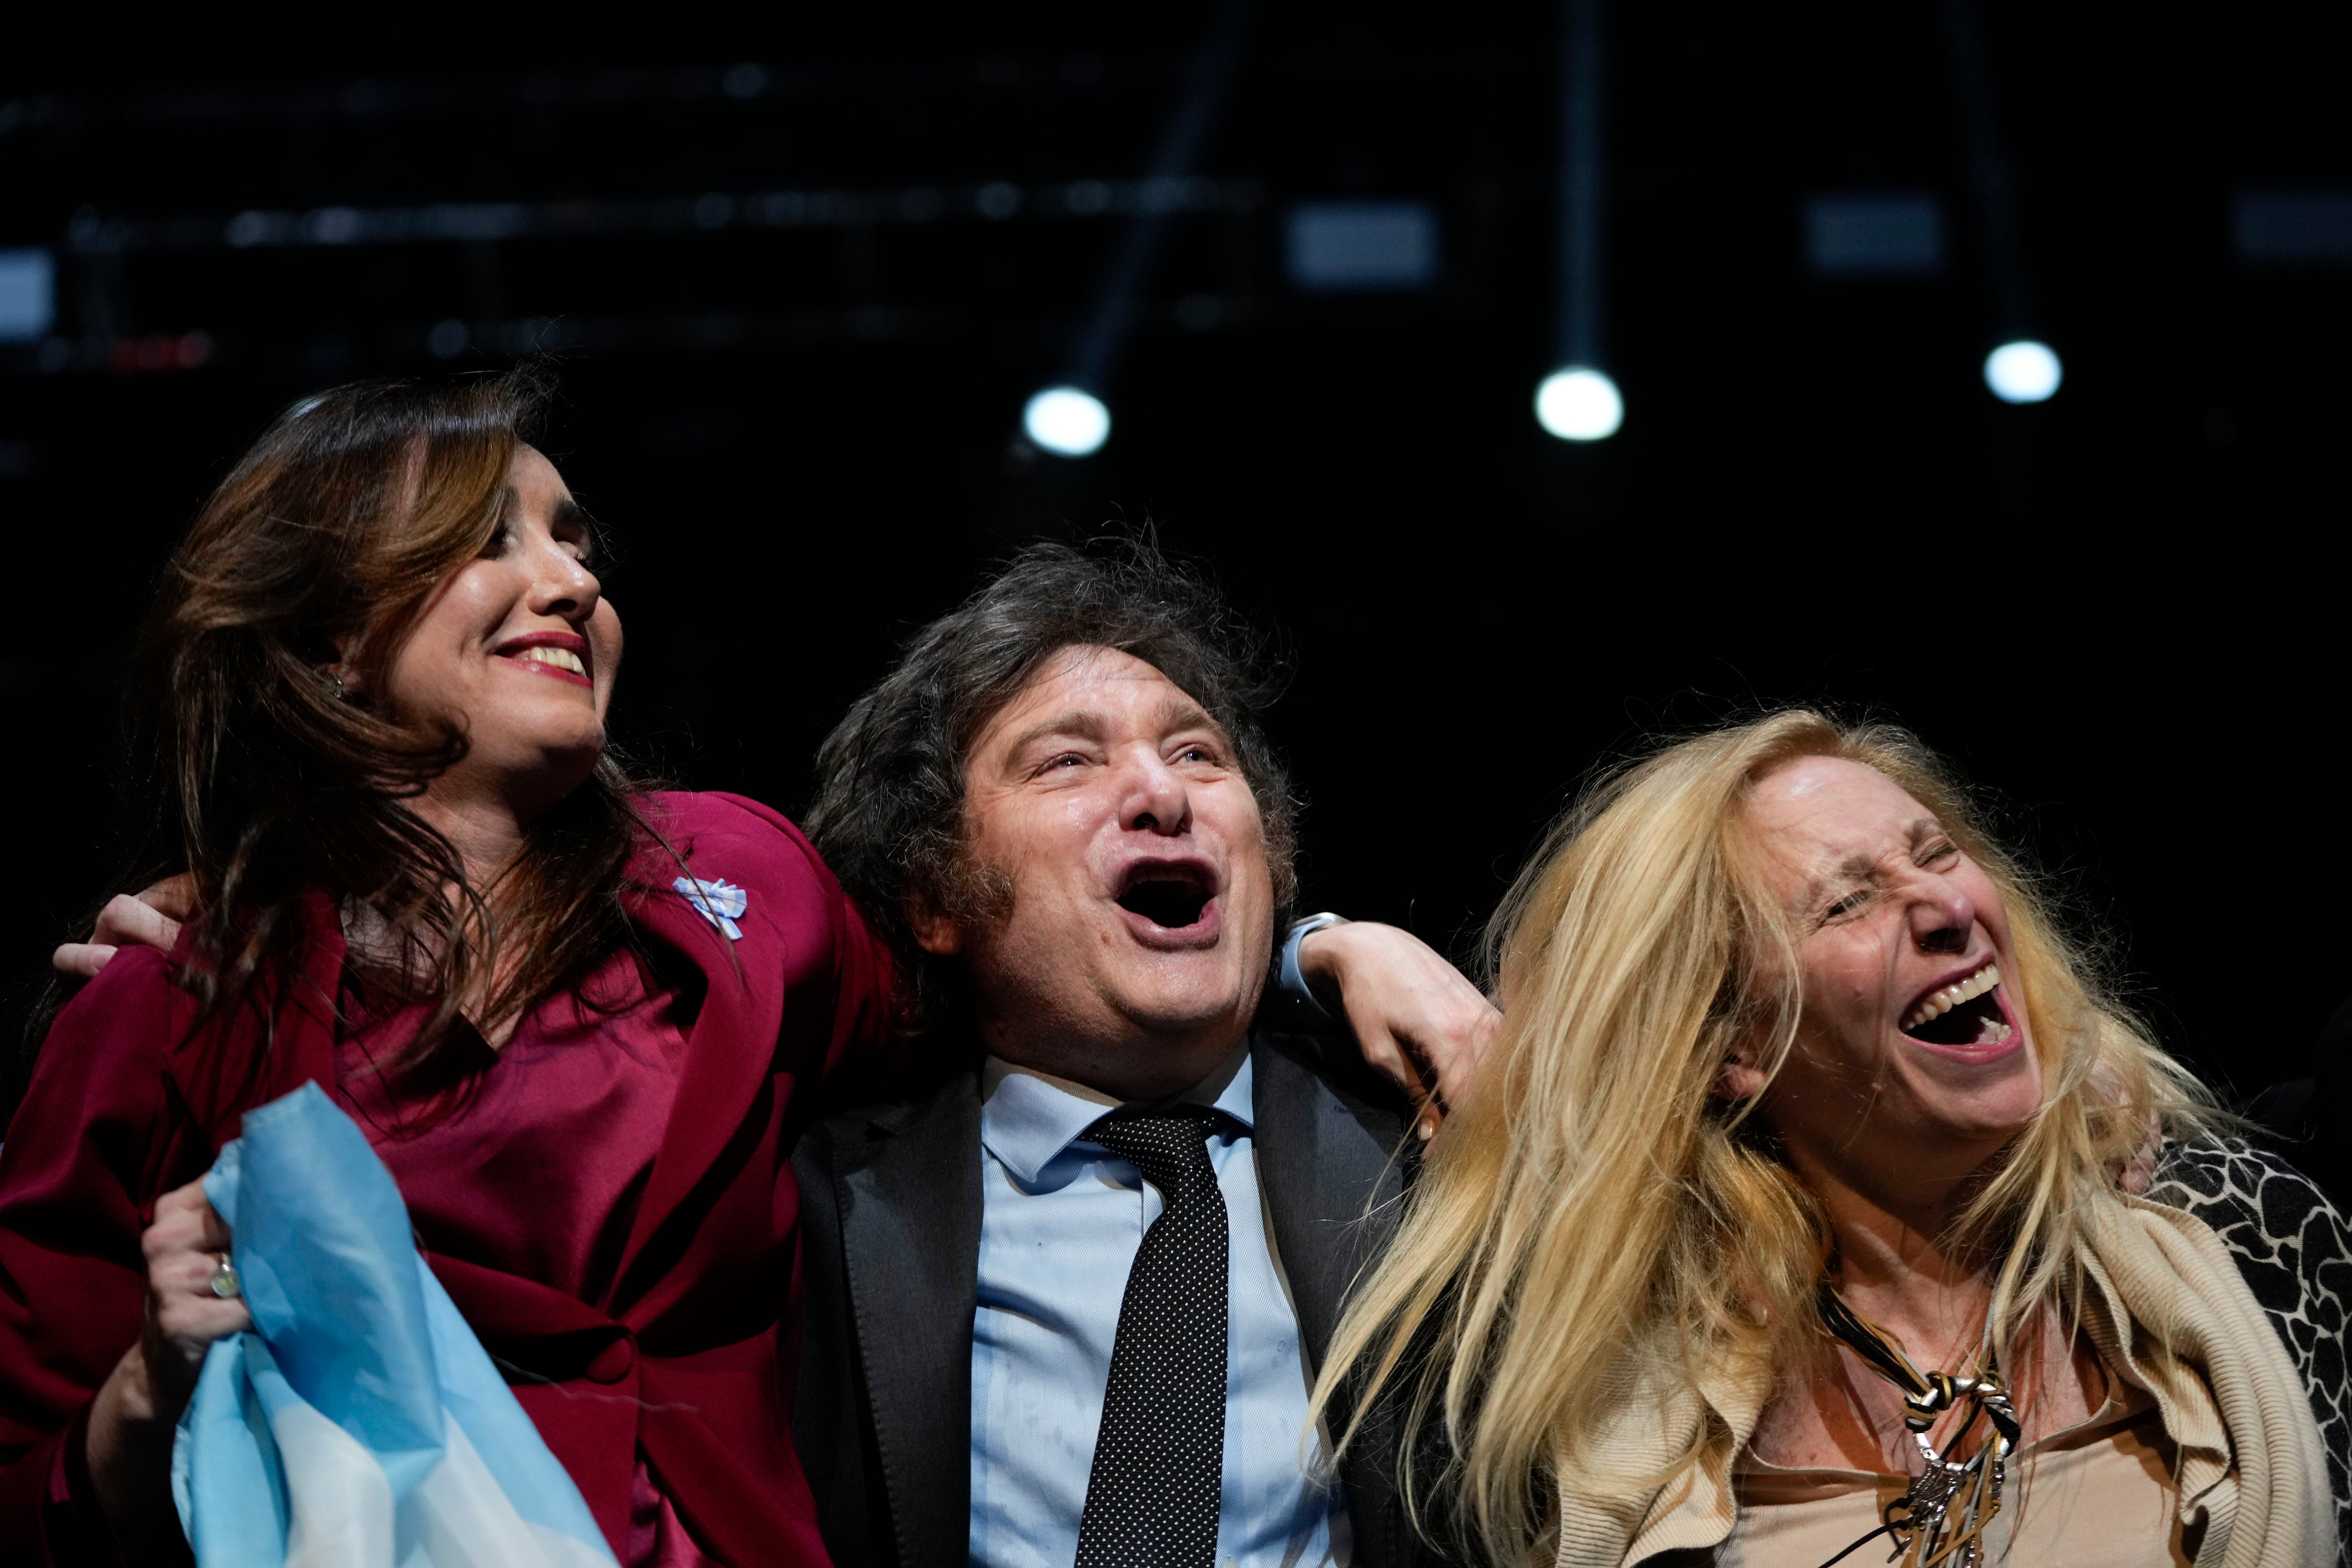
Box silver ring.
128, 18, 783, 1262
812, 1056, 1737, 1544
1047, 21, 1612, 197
208, 1254, 241, 1300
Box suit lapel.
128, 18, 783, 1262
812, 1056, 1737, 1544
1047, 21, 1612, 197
829, 1067, 986, 1568
1251, 1034, 1411, 1367
1251, 1033, 1418, 1568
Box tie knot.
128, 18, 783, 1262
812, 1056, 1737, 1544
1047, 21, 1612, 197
1083, 1106, 1228, 1198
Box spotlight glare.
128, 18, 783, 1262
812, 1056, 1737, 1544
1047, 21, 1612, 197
1022, 385, 1111, 457
1534, 366, 1623, 442
1983, 340, 2062, 405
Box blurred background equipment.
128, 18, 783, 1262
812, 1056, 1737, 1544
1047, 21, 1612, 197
1, 3, 2347, 1105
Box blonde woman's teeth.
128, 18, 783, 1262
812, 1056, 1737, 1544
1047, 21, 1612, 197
517, 646, 587, 676
1901, 962, 2001, 1030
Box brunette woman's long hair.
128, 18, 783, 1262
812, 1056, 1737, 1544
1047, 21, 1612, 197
11, 366, 658, 1121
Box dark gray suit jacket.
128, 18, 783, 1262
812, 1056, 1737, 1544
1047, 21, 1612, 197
793, 1029, 1420, 1568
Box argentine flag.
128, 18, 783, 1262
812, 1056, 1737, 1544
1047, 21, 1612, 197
173, 1081, 620, 1568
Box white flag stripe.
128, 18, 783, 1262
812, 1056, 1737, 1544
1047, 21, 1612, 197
272, 1400, 394, 1568
399, 1417, 619, 1568
265, 1378, 619, 1568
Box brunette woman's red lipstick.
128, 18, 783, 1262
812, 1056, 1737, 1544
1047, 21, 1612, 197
493, 631, 592, 687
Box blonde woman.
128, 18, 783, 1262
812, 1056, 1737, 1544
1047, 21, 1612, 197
1317, 712, 2345, 1568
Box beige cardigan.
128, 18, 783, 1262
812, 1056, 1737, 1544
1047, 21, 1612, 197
1552, 1195, 2334, 1568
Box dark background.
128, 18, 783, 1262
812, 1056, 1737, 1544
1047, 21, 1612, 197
2, 3, 2345, 1101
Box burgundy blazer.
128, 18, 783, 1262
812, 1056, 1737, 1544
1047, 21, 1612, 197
0, 792, 893, 1567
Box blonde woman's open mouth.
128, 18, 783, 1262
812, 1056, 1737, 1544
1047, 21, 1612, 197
1898, 958, 2021, 1061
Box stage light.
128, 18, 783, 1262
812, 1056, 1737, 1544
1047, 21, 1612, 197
1534, 366, 1622, 442
1022, 386, 1111, 457
1983, 340, 2061, 404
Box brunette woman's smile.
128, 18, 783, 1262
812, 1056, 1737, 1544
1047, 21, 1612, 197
493, 630, 594, 689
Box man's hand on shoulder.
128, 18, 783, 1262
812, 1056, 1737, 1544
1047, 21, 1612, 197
52, 876, 193, 986
1296, 920, 1499, 1141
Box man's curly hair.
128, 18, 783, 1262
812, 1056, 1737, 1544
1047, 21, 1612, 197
803, 539, 1298, 1032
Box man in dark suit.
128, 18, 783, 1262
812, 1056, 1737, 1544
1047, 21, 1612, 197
795, 542, 1490, 1568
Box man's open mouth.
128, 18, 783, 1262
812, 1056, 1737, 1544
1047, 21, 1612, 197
1899, 960, 2012, 1049
1114, 861, 1217, 931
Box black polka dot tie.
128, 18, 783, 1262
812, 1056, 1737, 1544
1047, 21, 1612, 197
1073, 1106, 1232, 1568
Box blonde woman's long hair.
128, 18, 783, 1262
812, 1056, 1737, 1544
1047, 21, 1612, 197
1311, 710, 2212, 1567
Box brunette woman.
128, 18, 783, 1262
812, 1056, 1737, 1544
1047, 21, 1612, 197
0, 368, 896, 1566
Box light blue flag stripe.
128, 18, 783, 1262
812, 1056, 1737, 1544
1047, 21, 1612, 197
174, 1082, 619, 1567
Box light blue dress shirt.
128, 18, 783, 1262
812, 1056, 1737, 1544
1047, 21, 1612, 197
969, 1051, 1350, 1568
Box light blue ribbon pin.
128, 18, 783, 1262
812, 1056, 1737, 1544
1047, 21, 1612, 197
673, 876, 748, 941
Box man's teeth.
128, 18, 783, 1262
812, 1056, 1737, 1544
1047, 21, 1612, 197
1901, 962, 2002, 1031
515, 645, 588, 677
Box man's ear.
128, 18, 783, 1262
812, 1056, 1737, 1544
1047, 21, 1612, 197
906, 893, 963, 957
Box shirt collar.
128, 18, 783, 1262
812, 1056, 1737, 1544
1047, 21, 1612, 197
979, 1045, 1256, 1186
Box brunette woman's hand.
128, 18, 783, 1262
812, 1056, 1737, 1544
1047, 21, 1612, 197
87, 1178, 250, 1544
51, 876, 193, 984
1297, 920, 1501, 1139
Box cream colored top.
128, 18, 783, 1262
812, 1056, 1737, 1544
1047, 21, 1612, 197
1549, 1195, 2332, 1568
1712, 1386, 2196, 1568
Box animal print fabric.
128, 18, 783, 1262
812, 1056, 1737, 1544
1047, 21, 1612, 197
2146, 1137, 2352, 1553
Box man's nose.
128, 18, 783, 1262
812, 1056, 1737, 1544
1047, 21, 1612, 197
1118, 748, 1192, 837
1907, 874, 1977, 955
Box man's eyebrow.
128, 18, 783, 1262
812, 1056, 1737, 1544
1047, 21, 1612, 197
1000, 708, 1109, 762
995, 699, 1227, 768
1907, 817, 1947, 849
1153, 697, 1225, 739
